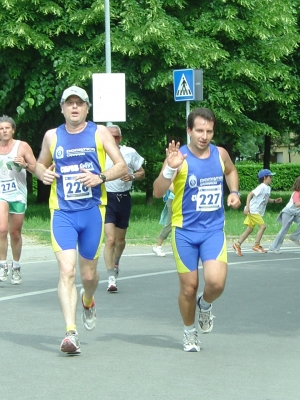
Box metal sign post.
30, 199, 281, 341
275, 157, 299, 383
173, 69, 203, 144
104, 0, 112, 126
93, 1, 126, 123
104, 0, 111, 74
186, 101, 190, 144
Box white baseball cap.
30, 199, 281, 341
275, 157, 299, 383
60, 86, 90, 105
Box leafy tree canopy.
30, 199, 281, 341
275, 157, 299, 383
0, 0, 299, 195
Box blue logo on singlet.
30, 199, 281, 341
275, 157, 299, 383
56, 146, 64, 159
188, 174, 197, 188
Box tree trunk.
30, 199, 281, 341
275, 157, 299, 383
145, 189, 153, 204
26, 172, 33, 194
264, 135, 271, 168
36, 180, 51, 204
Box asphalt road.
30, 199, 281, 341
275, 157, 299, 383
1, 240, 300, 400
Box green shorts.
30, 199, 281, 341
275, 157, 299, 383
0, 199, 26, 214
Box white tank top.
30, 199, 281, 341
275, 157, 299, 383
0, 140, 27, 203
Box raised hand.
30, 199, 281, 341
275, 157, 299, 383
166, 140, 187, 169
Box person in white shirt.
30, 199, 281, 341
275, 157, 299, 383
0, 115, 36, 285
104, 125, 145, 292
232, 169, 282, 256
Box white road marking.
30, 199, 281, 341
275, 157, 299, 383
0, 270, 178, 302
1, 248, 300, 302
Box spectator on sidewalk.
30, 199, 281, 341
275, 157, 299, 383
232, 169, 282, 256
152, 184, 174, 257
269, 176, 300, 253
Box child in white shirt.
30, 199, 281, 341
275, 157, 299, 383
232, 169, 282, 256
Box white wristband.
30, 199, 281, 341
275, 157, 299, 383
162, 164, 177, 179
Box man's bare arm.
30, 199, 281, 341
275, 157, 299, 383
15, 141, 36, 174
98, 125, 127, 181
218, 147, 241, 209
35, 129, 59, 184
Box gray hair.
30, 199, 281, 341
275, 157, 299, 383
107, 124, 122, 136
0, 115, 17, 131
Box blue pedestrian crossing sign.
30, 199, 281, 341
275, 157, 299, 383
173, 69, 194, 101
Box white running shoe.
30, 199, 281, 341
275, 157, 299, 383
107, 276, 118, 292
152, 246, 165, 257
268, 247, 281, 254
60, 330, 81, 355
0, 264, 9, 282
80, 288, 96, 330
11, 267, 22, 285
183, 330, 200, 352
197, 293, 215, 333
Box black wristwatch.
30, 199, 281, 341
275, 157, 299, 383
98, 173, 107, 184
230, 191, 241, 198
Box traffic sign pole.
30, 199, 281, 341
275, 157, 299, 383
173, 68, 203, 144
104, 0, 112, 126
186, 101, 190, 144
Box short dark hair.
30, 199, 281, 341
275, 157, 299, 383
0, 115, 16, 131
187, 108, 216, 130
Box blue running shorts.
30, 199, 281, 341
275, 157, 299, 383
105, 191, 131, 229
50, 205, 105, 260
172, 227, 227, 273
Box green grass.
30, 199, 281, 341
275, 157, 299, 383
22, 191, 296, 246
22, 195, 51, 244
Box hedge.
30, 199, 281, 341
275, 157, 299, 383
236, 163, 300, 192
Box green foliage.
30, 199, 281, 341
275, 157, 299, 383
32, 175, 38, 195
236, 163, 300, 192
1, 0, 300, 197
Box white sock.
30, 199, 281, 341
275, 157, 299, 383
184, 324, 196, 332
107, 269, 117, 279
200, 296, 211, 310
12, 260, 20, 269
